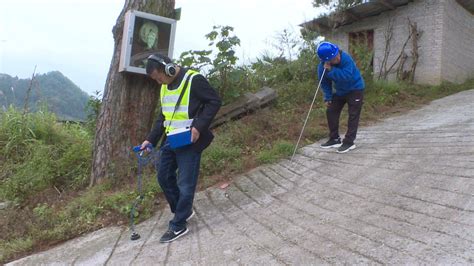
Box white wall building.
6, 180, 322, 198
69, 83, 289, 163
301, 0, 474, 84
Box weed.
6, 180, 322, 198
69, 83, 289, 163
257, 140, 294, 164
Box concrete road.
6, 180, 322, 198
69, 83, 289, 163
9, 89, 474, 265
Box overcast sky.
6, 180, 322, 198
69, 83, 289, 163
0, 0, 322, 95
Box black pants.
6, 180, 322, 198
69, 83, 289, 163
326, 90, 364, 145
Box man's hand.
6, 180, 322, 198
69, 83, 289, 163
325, 101, 332, 107
191, 127, 200, 143
324, 62, 332, 71
140, 140, 151, 151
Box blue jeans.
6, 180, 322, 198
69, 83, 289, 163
156, 141, 202, 231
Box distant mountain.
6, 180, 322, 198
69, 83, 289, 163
0, 71, 90, 121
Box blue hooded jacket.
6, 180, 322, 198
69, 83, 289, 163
318, 51, 365, 101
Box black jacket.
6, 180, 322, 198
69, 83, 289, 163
146, 68, 222, 152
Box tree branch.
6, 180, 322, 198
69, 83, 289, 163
385, 21, 414, 77
378, 18, 394, 80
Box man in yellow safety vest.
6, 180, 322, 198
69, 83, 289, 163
141, 53, 221, 243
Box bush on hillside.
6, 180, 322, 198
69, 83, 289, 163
0, 107, 92, 203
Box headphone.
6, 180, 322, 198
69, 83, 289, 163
147, 54, 176, 76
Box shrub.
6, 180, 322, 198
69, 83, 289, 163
0, 107, 92, 203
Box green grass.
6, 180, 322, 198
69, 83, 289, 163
0, 237, 33, 262
201, 137, 243, 181
0, 107, 92, 203
257, 140, 294, 164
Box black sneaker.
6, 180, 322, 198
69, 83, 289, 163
320, 138, 342, 149
337, 143, 356, 153
160, 228, 189, 243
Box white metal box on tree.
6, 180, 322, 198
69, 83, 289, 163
119, 10, 177, 74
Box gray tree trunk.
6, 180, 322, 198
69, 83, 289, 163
90, 0, 175, 186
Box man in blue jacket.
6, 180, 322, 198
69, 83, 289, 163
317, 42, 365, 153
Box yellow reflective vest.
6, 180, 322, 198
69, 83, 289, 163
160, 69, 200, 134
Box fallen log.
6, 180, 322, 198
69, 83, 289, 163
211, 87, 277, 129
